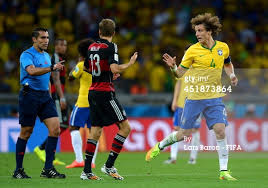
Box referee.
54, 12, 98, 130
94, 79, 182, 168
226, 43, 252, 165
13, 28, 65, 179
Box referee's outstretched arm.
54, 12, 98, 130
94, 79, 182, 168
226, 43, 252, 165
26, 62, 64, 76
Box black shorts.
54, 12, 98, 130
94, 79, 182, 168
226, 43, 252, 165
88, 91, 127, 127
19, 87, 58, 127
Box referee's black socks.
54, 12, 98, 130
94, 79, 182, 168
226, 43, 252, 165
45, 136, 58, 169
15, 137, 27, 170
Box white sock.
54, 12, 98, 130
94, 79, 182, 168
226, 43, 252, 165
216, 138, 228, 171
159, 131, 178, 150
189, 131, 200, 160
92, 142, 99, 164
170, 142, 178, 160
70, 130, 83, 163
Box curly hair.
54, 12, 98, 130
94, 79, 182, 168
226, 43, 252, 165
191, 13, 222, 36
78, 38, 94, 58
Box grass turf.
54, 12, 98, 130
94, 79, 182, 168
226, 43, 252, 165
1, 152, 268, 188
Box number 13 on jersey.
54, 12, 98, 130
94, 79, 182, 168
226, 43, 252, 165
90, 54, 101, 76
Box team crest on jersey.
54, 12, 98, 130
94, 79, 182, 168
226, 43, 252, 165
217, 49, 223, 56
75, 66, 79, 72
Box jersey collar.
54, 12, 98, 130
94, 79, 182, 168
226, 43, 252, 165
200, 40, 217, 51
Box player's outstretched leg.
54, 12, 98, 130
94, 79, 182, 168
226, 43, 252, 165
146, 131, 179, 162
146, 142, 161, 162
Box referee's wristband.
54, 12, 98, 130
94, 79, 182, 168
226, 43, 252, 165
229, 73, 236, 79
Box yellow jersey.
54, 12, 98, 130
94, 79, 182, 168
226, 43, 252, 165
72, 61, 92, 107
176, 71, 190, 108
180, 41, 230, 100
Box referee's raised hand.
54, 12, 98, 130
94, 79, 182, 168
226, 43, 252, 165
52, 60, 65, 71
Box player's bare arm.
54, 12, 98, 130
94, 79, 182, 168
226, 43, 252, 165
162, 53, 188, 78
52, 70, 66, 109
224, 62, 238, 86
110, 52, 138, 74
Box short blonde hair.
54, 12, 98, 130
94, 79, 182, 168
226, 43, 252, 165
99, 19, 116, 37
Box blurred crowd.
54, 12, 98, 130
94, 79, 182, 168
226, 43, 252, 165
0, 0, 268, 94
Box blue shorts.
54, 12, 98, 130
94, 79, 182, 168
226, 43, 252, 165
173, 107, 201, 128
19, 88, 58, 126
180, 97, 228, 130
69, 106, 91, 128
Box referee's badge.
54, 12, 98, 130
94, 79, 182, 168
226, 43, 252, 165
217, 49, 223, 56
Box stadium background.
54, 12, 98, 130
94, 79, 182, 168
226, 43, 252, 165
0, 0, 267, 153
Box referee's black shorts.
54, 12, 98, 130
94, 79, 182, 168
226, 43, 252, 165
88, 91, 127, 127
19, 87, 58, 127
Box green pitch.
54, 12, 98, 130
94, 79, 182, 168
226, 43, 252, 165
1, 152, 268, 188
